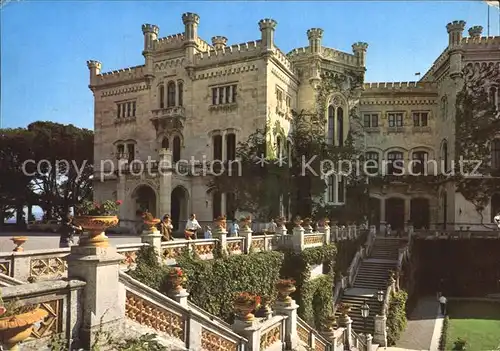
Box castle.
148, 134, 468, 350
89, 13, 500, 232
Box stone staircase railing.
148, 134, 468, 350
296, 316, 347, 350
351, 330, 369, 350
119, 271, 249, 350
413, 229, 500, 239
0, 272, 24, 287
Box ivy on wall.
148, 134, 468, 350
386, 290, 408, 346
334, 231, 368, 277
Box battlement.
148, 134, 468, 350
155, 33, 185, 51
258, 18, 277, 30
307, 28, 324, 40
142, 24, 159, 35
462, 35, 500, 46
322, 47, 358, 65
195, 40, 262, 64
447, 20, 466, 32
94, 65, 146, 86
273, 47, 297, 74
363, 81, 437, 91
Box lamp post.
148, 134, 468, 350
360, 300, 370, 335
377, 290, 385, 315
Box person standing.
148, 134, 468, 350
267, 219, 277, 234
439, 294, 447, 315
59, 215, 82, 248
204, 225, 212, 239
160, 214, 174, 241
229, 220, 239, 237
185, 213, 202, 240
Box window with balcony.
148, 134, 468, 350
327, 106, 335, 145
173, 136, 181, 163
211, 84, 237, 106
388, 112, 403, 127
226, 133, 236, 161
167, 81, 176, 107
365, 152, 379, 175
387, 151, 404, 175
213, 135, 223, 161
412, 151, 428, 175
412, 112, 429, 127
364, 113, 379, 128
178, 82, 183, 107
491, 139, 500, 170
159, 85, 165, 109
116, 101, 137, 118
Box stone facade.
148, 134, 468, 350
88, 13, 500, 231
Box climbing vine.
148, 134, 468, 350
454, 62, 500, 217
386, 289, 408, 346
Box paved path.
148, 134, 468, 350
395, 296, 441, 351
0, 232, 141, 252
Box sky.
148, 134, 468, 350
1, 0, 499, 131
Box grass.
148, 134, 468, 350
445, 300, 500, 350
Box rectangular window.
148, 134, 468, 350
364, 114, 379, 127
218, 87, 224, 105
388, 112, 403, 127
117, 145, 124, 158
412, 112, 428, 127
338, 176, 345, 203
127, 102, 131, 117
225, 86, 231, 104
117, 104, 121, 118
327, 175, 335, 203
212, 88, 217, 105
116, 101, 137, 118
276, 88, 283, 109
213, 135, 223, 161
127, 144, 135, 162
132, 102, 136, 117
232, 85, 237, 102
286, 96, 291, 109
492, 140, 500, 170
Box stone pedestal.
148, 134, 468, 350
67, 245, 125, 349
273, 299, 299, 350
373, 314, 387, 346
292, 226, 305, 252
141, 229, 162, 256
231, 319, 261, 351
338, 314, 352, 348
319, 225, 331, 244
277, 225, 287, 236
170, 288, 189, 307
240, 227, 252, 253
213, 227, 228, 254
364, 333, 373, 351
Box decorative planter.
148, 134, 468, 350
338, 305, 351, 316
322, 314, 337, 331
276, 284, 296, 302
73, 215, 119, 248
214, 217, 227, 231
0, 308, 48, 350
11, 237, 27, 252
320, 218, 330, 227
255, 296, 272, 318
293, 217, 303, 228
239, 217, 251, 231
144, 218, 161, 232
302, 218, 312, 227
234, 300, 256, 322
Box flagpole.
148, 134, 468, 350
488, 3, 490, 36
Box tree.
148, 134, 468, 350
27, 121, 94, 218
454, 62, 500, 219
208, 71, 369, 222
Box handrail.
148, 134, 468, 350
186, 300, 231, 329
352, 330, 366, 348
119, 272, 248, 345
0, 272, 25, 286
297, 316, 332, 347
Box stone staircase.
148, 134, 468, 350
336, 238, 401, 335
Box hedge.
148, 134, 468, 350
386, 290, 408, 346
439, 316, 449, 350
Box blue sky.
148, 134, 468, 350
1, 1, 498, 130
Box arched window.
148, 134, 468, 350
276, 136, 282, 158
337, 107, 344, 146
412, 151, 428, 175
213, 135, 223, 161
173, 136, 181, 163
365, 152, 379, 175
442, 141, 449, 173
489, 86, 499, 111
226, 133, 236, 161
441, 96, 448, 119
492, 139, 500, 170
167, 81, 176, 107
327, 106, 335, 145
212, 191, 222, 219
159, 85, 165, 109
491, 193, 500, 222
387, 151, 404, 175
161, 137, 169, 149
178, 81, 184, 107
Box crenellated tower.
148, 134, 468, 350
307, 28, 324, 54
86, 60, 102, 88
258, 18, 277, 52
142, 24, 159, 81
211, 36, 228, 50
182, 12, 200, 66
352, 42, 369, 68
446, 20, 466, 79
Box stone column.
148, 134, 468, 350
364, 333, 373, 351
141, 226, 162, 261
213, 225, 228, 254
292, 225, 305, 252
380, 199, 386, 223
277, 223, 287, 236
170, 288, 189, 307
67, 244, 125, 349
232, 319, 261, 351
331, 225, 339, 241
338, 314, 352, 349
221, 193, 226, 216
373, 314, 387, 346
158, 149, 172, 217
404, 198, 411, 224
380, 221, 387, 237
274, 298, 299, 350
221, 130, 227, 162
240, 225, 252, 254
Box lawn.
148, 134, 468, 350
445, 300, 500, 350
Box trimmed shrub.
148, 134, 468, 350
386, 290, 408, 345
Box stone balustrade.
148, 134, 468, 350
297, 316, 346, 351
413, 229, 500, 239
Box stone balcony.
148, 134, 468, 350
150, 106, 186, 132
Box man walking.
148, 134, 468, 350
439, 294, 447, 315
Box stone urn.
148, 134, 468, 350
214, 216, 227, 231
239, 216, 251, 231
322, 314, 338, 332
303, 217, 312, 227
338, 303, 352, 316
0, 308, 48, 350
276, 279, 296, 302
276, 217, 286, 228
73, 215, 119, 248
143, 218, 161, 232
11, 237, 27, 252
293, 216, 303, 228
320, 218, 330, 227
167, 267, 185, 293
255, 296, 272, 318
233, 293, 258, 322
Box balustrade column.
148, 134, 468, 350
331, 225, 339, 241
274, 299, 299, 349
292, 224, 305, 252
364, 333, 373, 351
240, 225, 253, 254
338, 314, 353, 349
373, 315, 387, 346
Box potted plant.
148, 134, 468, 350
239, 216, 251, 230
276, 278, 296, 302
337, 302, 352, 316
302, 217, 312, 227
319, 218, 330, 227
321, 314, 337, 332
11, 237, 27, 252
74, 200, 122, 247
167, 267, 186, 293
255, 295, 272, 318
233, 292, 260, 322
0, 294, 48, 350
214, 215, 227, 231
293, 216, 303, 228
142, 212, 160, 231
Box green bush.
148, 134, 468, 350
128, 246, 170, 291
280, 244, 337, 328
439, 316, 449, 350
386, 290, 408, 345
